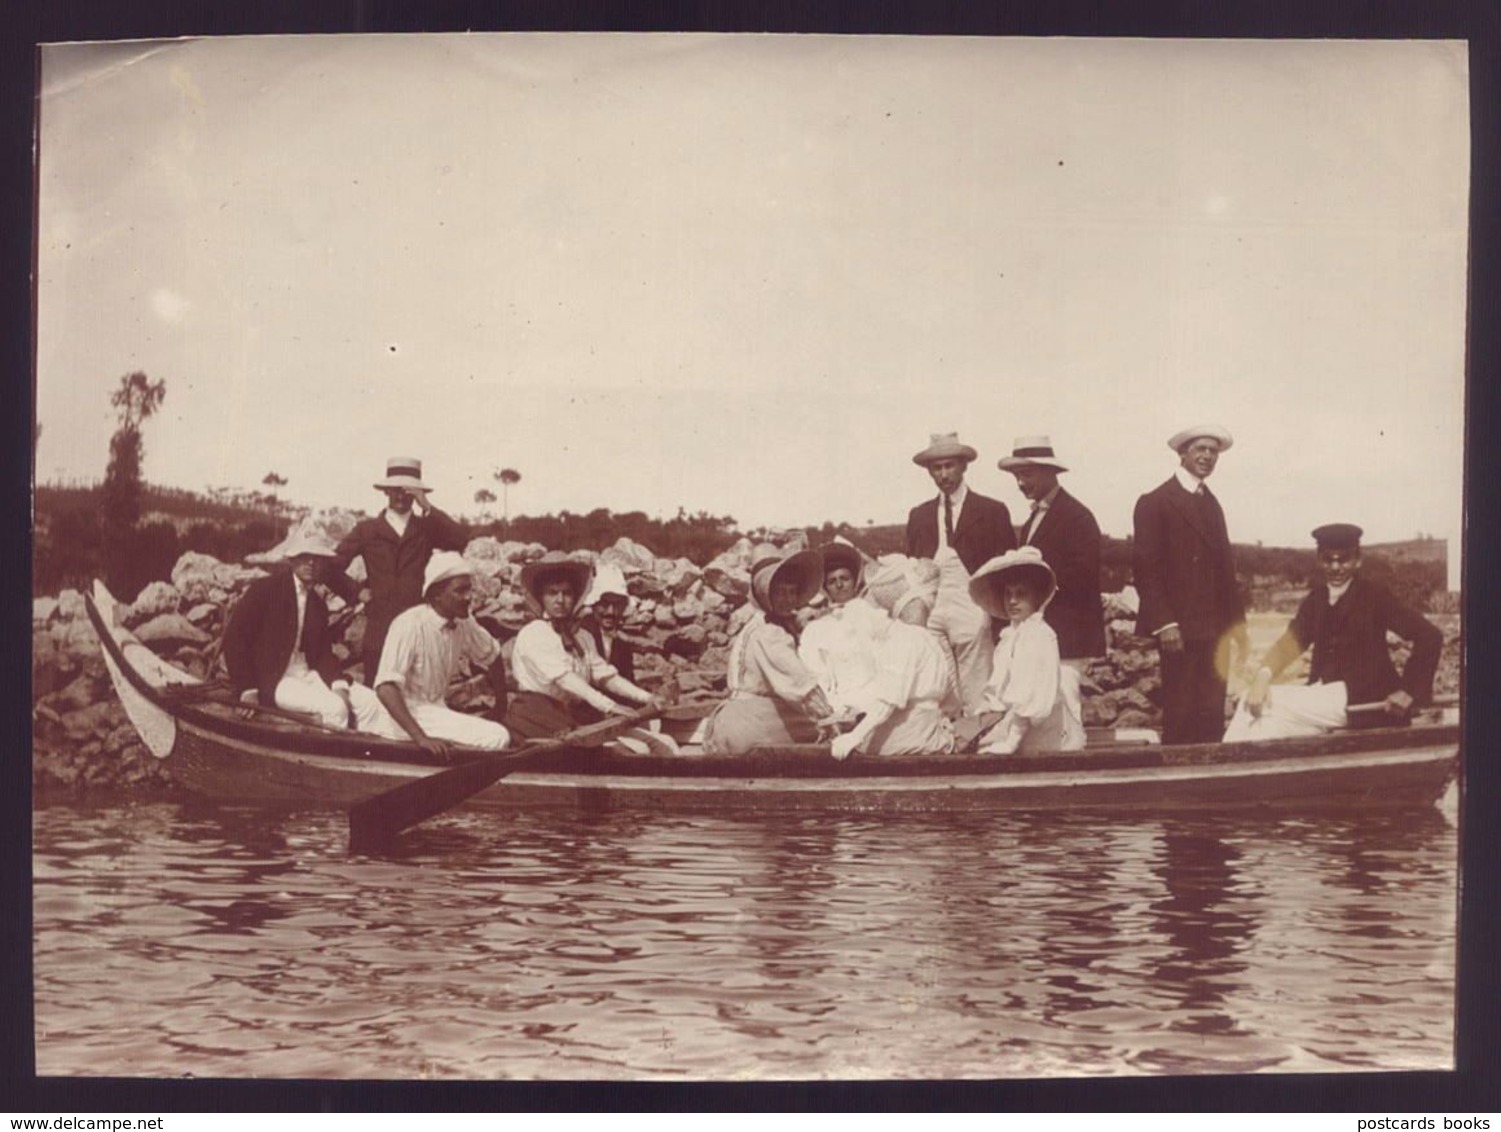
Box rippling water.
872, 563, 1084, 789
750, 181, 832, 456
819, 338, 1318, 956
33, 792, 1458, 1079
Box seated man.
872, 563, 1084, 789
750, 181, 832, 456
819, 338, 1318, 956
1224, 523, 1443, 742
223, 530, 352, 730
578, 563, 641, 684
348, 551, 511, 758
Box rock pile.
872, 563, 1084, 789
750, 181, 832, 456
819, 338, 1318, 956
31, 531, 1463, 797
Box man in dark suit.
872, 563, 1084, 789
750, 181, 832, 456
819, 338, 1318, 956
223, 531, 351, 729
905, 432, 1017, 714
1226, 523, 1443, 739
1132, 425, 1250, 744
998, 436, 1104, 732
330, 457, 469, 681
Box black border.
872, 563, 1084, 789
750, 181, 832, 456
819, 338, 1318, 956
7, 0, 1498, 1114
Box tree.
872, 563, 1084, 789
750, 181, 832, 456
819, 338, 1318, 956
473, 487, 497, 521
495, 467, 521, 523
101, 371, 166, 597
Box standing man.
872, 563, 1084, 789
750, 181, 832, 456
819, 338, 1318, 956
905, 432, 1017, 714
998, 436, 1105, 732
332, 457, 469, 682
1132, 425, 1250, 744
222, 530, 352, 729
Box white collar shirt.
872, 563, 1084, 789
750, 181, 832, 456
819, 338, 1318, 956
374, 604, 500, 704
1174, 466, 1207, 495
382, 508, 411, 539
936, 482, 970, 556
1326, 579, 1353, 605
1023, 484, 1062, 544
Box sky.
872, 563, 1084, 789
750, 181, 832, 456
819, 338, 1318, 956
34, 35, 1469, 585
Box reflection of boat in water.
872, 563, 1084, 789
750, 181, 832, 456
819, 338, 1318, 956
89, 580, 1460, 816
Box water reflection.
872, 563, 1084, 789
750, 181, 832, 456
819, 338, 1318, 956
33, 799, 1458, 1079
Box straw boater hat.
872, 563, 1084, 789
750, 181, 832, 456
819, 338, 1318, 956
423, 550, 473, 598
373, 456, 431, 492
912, 432, 978, 467
864, 555, 941, 620
968, 546, 1058, 619
997, 435, 1069, 473
749, 549, 822, 612
280, 530, 339, 560
520, 551, 594, 612
1166, 425, 1234, 453
1311, 523, 1363, 550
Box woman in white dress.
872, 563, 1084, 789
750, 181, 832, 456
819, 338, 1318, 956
967, 546, 1085, 754
702, 549, 837, 755
827, 555, 957, 760
798, 538, 884, 715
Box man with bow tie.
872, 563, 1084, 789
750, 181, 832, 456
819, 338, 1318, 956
905, 432, 1017, 715
999, 436, 1104, 733
1132, 425, 1250, 744
347, 551, 512, 758
223, 530, 353, 729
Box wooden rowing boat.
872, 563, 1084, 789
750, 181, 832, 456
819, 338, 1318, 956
85, 580, 1461, 815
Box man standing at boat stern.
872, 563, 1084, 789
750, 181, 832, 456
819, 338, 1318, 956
1224, 523, 1443, 741
331, 457, 469, 683
905, 432, 1017, 715
222, 530, 352, 730
1132, 426, 1249, 745
999, 436, 1105, 735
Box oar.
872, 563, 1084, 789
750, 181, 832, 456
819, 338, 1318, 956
347, 705, 660, 853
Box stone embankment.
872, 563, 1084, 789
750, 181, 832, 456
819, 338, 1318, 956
32, 524, 1462, 795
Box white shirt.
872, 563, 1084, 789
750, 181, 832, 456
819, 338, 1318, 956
798, 597, 885, 712
374, 604, 500, 705
512, 619, 618, 702
382, 507, 411, 539
1023, 484, 1061, 545
1174, 466, 1207, 495
935, 482, 970, 558
1327, 579, 1353, 605
284, 575, 310, 674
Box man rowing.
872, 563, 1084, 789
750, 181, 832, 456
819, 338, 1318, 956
1224, 523, 1443, 741
347, 552, 512, 758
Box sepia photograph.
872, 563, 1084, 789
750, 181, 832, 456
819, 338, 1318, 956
30, 32, 1469, 1083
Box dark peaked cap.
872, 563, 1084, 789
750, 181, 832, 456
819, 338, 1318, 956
1311, 523, 1363, 550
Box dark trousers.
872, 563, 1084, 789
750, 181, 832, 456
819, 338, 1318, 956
1159, 637, 1232, 745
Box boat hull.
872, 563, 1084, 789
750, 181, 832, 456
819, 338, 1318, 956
88, 582, 1461, 817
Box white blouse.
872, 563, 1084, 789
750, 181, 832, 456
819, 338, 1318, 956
511, 619, 618, 701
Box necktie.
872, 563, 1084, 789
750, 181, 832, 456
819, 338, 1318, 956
943, 493, 955, 545
1026, 501, 1042, 544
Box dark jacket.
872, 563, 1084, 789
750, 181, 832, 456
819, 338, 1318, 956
330, 508, 468, 651
1022, 487, 1106, 659
1263, 575, 1442, 711
1131, 476, 1245, 642
906, 489, 1017, 576
223, 571, 342, 707
581, 617, 636, 684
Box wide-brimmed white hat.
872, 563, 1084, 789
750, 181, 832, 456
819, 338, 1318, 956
281, 530, 339, 560
912, 432, 978, 467
968, 546, 1058, 618
1167, 425, 1234, 453
749, 549, 822, 612
997, 435, 1069, 473
423, 550, 473, 597
373, 456, 431, 492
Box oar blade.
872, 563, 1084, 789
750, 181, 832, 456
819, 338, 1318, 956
346, 706, 660, 852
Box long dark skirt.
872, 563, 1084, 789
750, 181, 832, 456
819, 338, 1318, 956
504, 691, 603, 740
